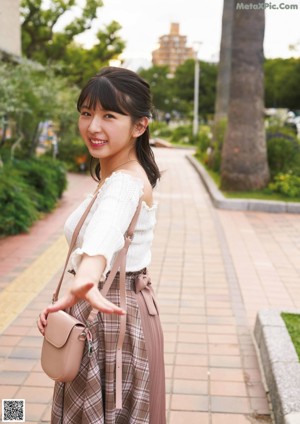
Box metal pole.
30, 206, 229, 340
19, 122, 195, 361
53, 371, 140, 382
193, 43, 201, 137
193, 59, 200, 137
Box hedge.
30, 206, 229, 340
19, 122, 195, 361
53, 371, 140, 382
0, 158, 67, 236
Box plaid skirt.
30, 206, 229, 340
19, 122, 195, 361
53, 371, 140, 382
51, 270, 166, 424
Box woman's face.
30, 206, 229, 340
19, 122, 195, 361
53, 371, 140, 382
78, 101, 138, 160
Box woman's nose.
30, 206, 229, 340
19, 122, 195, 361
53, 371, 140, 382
88, 115, 102, 132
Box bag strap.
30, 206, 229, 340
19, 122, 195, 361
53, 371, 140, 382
52, 191, 99, 303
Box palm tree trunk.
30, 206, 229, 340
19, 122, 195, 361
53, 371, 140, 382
214, 0, 234, 121
220, 0, 270, 190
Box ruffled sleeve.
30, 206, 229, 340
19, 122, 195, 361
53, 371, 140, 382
69, 172, 144, 278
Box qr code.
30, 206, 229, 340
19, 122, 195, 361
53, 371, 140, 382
2, 400, 25, 422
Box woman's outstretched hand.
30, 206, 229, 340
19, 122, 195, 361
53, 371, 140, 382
37, 282, 126, 335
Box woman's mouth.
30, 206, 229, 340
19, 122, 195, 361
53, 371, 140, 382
89, 138, 108, 147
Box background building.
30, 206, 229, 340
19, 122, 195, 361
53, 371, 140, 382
0, 0, 21, 60
152, 23, 195, 73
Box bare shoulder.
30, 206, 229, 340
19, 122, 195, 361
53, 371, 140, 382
118, 168, 153, 207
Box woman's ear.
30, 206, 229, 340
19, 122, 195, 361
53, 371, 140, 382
133, 117, 149, 137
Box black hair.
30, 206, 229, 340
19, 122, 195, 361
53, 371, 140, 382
77, 66, 161, 188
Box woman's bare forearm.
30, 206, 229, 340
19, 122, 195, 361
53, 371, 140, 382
72, 254, 107, 289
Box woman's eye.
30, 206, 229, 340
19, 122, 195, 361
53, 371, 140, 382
80, 111, 91, 117
104, 113, 115, 119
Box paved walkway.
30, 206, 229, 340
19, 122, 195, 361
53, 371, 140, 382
1, 148, 300, 423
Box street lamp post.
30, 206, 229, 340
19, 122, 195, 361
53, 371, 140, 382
193, 43, 201, 137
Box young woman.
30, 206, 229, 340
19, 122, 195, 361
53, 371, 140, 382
37, 67, 166, 424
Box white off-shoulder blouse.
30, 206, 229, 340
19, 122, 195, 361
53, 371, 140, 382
64, 171, 157, 279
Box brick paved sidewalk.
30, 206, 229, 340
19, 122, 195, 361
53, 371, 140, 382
2, 148, 300, 423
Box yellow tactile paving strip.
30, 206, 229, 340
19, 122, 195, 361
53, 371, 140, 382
0, 235, 67, 333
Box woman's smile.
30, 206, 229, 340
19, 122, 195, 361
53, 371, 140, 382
89, 137, 108, 148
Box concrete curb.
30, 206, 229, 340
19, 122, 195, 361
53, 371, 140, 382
254, 310, 300, 424
186, 154, 300, 214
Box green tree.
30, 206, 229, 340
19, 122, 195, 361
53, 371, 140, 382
264, 58, 300, 109
21, 0, 125, 84
139, 61, 217, 119
65, 21, 125, 85
172, 60, 217, 119
172, 60, 194, 115
21, 0, 102, 61
0, 61, 78, 157
139, 65, 173, 114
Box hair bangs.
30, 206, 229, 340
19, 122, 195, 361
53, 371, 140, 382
77, 77, 129, 115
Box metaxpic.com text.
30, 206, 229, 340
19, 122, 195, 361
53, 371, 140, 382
236, 2, 298, 10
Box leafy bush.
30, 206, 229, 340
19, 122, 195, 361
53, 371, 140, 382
266, 127, 300, 177
16, 158, 67, 212
38, 157, 67, 198
200, 122, 300, 177
149, 121, 173, 139
0, 169, 38, 235
170, 125, 194, 144
268, 173, 300, 198
56, 137, 89, 172
195, 127, 213, 165
197, 126, 212, 153
0, 158, 67, 236
206, 118, 227, 173
267, 137, 300, 176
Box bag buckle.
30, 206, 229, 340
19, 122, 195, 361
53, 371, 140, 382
79, 328, 93, 357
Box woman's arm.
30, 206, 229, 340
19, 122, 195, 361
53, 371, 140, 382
37, 173, 144, 335
37, 254, 125, 335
